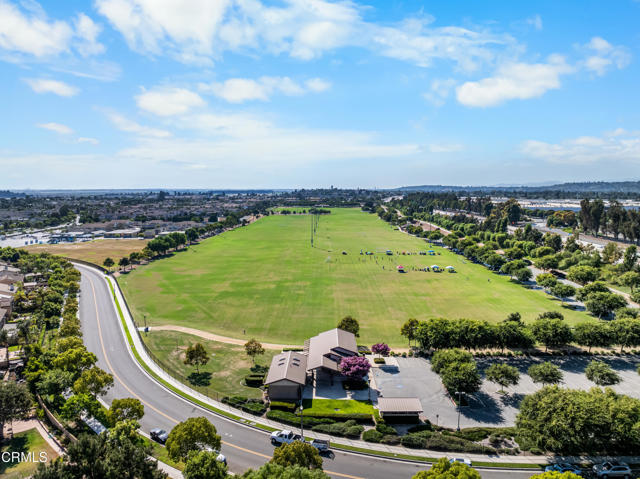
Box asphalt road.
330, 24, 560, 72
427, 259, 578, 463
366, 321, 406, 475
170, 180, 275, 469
77, 264, 538, 479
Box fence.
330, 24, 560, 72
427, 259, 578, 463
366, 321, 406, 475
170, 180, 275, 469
111, 276, 232, 404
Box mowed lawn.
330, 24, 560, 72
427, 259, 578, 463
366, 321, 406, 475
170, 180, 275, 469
119, 208, 592, 347
0, 428, 58, 478
24, 239, 148, 267
142, 330, 277, 399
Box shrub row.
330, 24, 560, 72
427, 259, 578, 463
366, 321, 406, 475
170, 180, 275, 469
244, 374, 265, 387
269, 401, 297, 412
302, 412, 373, 423
311, 420, 364, 439
373, 358, 386, 364
401, 431, 497, 454
221, 396, 266, 415
266, 410, 334, 427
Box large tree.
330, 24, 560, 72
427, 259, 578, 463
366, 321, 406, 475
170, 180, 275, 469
527, 362, 563, 386
33, 427, 166, 479
485, 363, 520, 394
108, 398, 145, 425
339, 356, 371, 379
270, 441, 323, 470
244, 339, 265, 365
440, 360, 481, 396
73, 366, 114, 397
184, 343, 210, 373
529, 318, 573, 351
412, 457, 480, 479
516, 386, 640, 454
0, 381, 32, 441
400, 318, 419, 346
573, 322, 614, 352
184, 451, 228, 479
337, 316, 360, 337
585, 360, 621, 386
166, 417, 221, 463
241, 464, 330, 479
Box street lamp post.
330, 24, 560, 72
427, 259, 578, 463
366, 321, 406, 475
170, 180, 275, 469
299, 401, 304, 438
435, 414, 439, 427
456, 391, 462, 432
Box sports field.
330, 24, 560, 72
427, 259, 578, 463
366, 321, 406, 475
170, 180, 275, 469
119, 208, 591, 346
24, 239, 148, 268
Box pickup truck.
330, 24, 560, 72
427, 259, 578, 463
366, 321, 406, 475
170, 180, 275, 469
270, 430, 304, 445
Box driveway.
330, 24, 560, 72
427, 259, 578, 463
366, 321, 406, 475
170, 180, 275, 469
373, 356, 640, 429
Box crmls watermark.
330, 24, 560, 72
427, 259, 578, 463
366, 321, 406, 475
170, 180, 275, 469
1, 451, 48, 463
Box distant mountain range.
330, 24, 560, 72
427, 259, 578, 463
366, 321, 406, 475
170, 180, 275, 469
395, 181, 640, 194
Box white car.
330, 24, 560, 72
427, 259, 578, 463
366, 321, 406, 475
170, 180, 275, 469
449, 458, 472, 467
270, 430, 304, 445
197, 443, 227, 465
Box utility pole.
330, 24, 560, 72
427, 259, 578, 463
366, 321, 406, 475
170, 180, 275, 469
299, 400, 304, 438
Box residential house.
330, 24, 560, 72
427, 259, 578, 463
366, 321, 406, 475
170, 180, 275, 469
304, 328, 358, 381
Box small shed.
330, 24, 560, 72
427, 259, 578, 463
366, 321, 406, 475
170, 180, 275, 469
377, 397, 423, 420
265, 351, 308, 401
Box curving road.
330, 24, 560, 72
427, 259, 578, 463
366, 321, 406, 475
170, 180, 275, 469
77, 264, 537, 479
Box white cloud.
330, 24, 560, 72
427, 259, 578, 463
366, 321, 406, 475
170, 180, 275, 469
520, 130, 640, 165
525, 14, 543, 31
95, 0, 512, 71
74, 13, 105, 56
582, 36, 630, 76
0, 1, 104, 59
107, 111, 172, 138
199, 76, 331, 103
456, 55, 573, 107
25, 78, 79, 97
37, 122, 74, 134
135, 87, 205, 116
95, 0, 229, 63
305, 78, 332, 92
422, 78, 456, 106
77, 137, 99, 145
0, 0, 72, 57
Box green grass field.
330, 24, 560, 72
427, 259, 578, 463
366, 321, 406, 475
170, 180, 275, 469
119, 208, 592, 347
0, 428, 58, 479
142, 331, 277, 399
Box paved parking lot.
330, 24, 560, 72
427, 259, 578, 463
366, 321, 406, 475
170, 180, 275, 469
372, 355, 640, 429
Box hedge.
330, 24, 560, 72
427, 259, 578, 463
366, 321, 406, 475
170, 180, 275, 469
407, 423, 432, 433
269, 401, 297, 412
282, 348, 304, 352
373, 357, 386, 364
266, 410, 334, 427
241, 402, 267, 415
302, 412, 373, 423
381, 435, 401, 445
375, 423, 397, 435
311, 420, 363, 439
244, 375, 265, 387
401, 435, 426, 448
362, 429, 383, 443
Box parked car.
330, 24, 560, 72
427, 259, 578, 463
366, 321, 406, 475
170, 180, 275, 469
450, 458, 472, 467
197, 444, 227, 465
592, 462, 632, 479
270, 430, 304, 445
545, 463, 582, 475
150, 428, 168, 444
310, 439, 330, 453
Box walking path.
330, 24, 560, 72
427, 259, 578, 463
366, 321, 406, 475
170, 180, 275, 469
143, 325, 301, 350
5, 418, 65, 457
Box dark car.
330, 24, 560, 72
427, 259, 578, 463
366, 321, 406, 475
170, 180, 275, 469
150, 428, 169, 444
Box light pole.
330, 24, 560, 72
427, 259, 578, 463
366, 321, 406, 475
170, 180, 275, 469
299, 400, 304, 438
435, 414, 439, 428
456, 391, 462, 432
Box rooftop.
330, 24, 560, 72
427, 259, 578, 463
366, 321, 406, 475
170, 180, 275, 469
265, 351, 308, 385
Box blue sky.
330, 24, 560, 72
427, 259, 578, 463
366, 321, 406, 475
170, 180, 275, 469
1, 0, 639, 189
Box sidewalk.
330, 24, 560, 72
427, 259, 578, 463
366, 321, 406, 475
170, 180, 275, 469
5, 418, 65, 457
103, 268, 640, 466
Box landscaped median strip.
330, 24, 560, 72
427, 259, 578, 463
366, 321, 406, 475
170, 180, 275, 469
103, 270, 545, 470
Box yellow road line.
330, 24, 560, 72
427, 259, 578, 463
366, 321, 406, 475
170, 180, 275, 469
87, 272, 364, 479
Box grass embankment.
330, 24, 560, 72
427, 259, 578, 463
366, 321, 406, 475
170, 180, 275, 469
120, 208, 592, 347
0, 428, 58, 478
24, 239, 148, 268
142, 330, 277, 399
